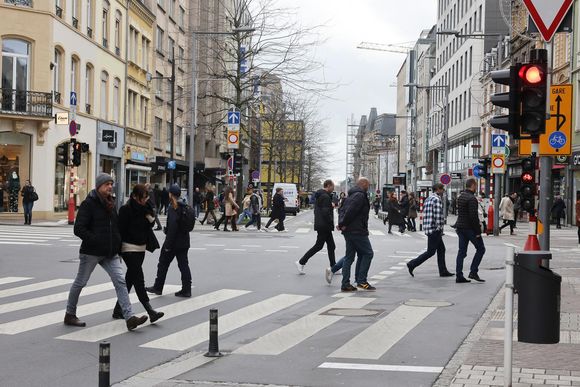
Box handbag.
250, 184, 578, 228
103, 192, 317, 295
30, 191, 39, 202
146, 227, 160, 253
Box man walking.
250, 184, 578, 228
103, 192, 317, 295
295, 179, 336, 275
191, 187, 202, 218
265, 187, 286, 232
454, 178, 486, 283
245, 189, 263, 231
406, 183, 454, 278
64, 173, 149, 330
337, 177, 375, 291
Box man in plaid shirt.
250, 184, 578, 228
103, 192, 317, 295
406, 183, 454, 278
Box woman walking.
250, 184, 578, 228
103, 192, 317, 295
499, 193, 516, 235
224, 186, 239, 231
385, 192, 405, 234
199, 187, 217, 225
407, 192, 418, 232
21, 179, 37, 225
265, 187, 286, 231
112, 184, 164, 322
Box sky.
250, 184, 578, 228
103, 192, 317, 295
278, 0, 438, 183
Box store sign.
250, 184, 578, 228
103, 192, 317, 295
131, 152, 145, 162
55, 112, 69, 125
571, 152, 580, 167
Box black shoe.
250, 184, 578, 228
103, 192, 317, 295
145, 286, 162, 295
199, 221, 204, 225
175, 290, 191, 298
406, 262, 415, 277
456, 276, 471, 283
468, 273, 486, 282
143, 302, 165, 323
357, 282, 376, 291
440, 272, 455, 277
341, 284, 357, 292
155, 227, 162, 231
126, 315, 148, 331
112, 304, 123, 319
64, 313, 86, 327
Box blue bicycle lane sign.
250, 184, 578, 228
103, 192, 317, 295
549, 131, 567, 149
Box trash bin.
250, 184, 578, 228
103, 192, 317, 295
514, 251, 561, 344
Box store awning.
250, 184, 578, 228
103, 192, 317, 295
125, 164, 151, 171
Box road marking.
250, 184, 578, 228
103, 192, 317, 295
503, 243, 518, 249
295, 228, 310, 233
369, 230, 385, 236
444, 232, 458, 238
67, 244, 81, 247
58, 289, 250, 343
234, 297, 374, 355
0, 282, 114, 314
141, 294, 310, 351
204, 244, 225, 247
0, 279, 73, 299
332, 293, 354, 298
388, 255, 415, 259
396, 262, 406, 266
395, 251, 423, 255
279, 246, 299, 249
318, 362, 443, 374
0, 277, 32, 286
379, 271, 396, 275
224, 248, 247, 252
265, 249, 288, 253
389, 266, 403, 270
241, 245, 262, 248
371, 275, 388, 280
328, 304, 437, 360
0, 241, 52, 245
0, 235, 58, 240
189, 247, 207, 250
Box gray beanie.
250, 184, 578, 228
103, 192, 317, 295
95, 173, 114, 189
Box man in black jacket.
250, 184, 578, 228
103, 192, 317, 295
336, 177, 375, 291
454, 178, 486, 283
295, 180, 336, 275
64, 173, 149, 330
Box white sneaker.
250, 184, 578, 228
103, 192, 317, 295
257, 229, 265, 232
279, 229, 288, 233
325, 267, 333, 284
295, 261, 305, 275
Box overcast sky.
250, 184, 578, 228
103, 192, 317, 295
279, 0, 438, 183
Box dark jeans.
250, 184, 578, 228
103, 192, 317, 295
341, 233, 373, 287
246, 213, 261, 229
500, 220, 515, 233
408, 230, 448, 275
298, 230, 336, 267
200, 209, 217, 224
152, 248, 192, 292
121, 251, 149, 304
265, 216, 285, 231
455, 229, 486, 278
23, 201, 33, 223
577, 226, 580, 244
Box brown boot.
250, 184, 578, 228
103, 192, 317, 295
126, 315, 148, 331
64, 313, 86, 327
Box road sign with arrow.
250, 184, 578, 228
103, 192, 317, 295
519, 84, 572, 156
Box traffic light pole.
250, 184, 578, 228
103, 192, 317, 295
67, 140, 75, 225
493, 173, 500, 236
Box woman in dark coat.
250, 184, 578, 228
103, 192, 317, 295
199, 187, 217, 225
21, 179, 36, 225
265, 187, 286, 231
386, 192, 405, 234
112, 184, 164, 322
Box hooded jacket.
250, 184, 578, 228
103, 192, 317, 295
313, 188, 334, 232
163, 200, 191, 250
338, 186, 369, 235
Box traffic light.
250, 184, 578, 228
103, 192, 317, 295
233, 152, 243, 174
72, 141, 82, 166
519, 155, 536, 214
518, 49, 547, 137
476, 158, 490, 179
489, 65, 521, 138
56, 142, 69, 165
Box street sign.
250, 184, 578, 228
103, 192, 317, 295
492, 154, 505, 174
519, 84, 573, 156
55, 112, 69, 125
451, 172, 462, 180
69, 120, 77, 136
167, 160, 176, 170
227, 111, 240, 125
227, 130, 240, 149
440, 173, 451, 185
102, 129, 115, 142
227, 156, 234, 172
492, 134, 506, 148
523, 0, 574, 42
473, 165, 484, 178
70, 91, 77, 106
251, 170, 260, 180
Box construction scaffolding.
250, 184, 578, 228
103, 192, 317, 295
346, 115, 359, 188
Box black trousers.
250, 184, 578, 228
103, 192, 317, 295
201, 209, 217, 224
153, 248, 192, 292
299, 230, 336, 266
121, 251, 149, 304
246, 213, 261, 229
408, 230, 449, 275
265, 216, 284, 230
500, 220, 515, 233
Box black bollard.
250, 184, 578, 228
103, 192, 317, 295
99, 341, 110, 387
204, 308, 222, 357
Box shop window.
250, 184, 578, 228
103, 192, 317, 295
0, 132, 31, 213
125, 168, 148, 194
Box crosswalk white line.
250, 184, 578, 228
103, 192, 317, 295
58, 289, 250, 343
389, 266, 404, 270
0, 283, 114, 314
395, 251, 423, 255
370, 275, 387, 280
0, 241, 51, 245
444, 232, 458, 238
141, 294, 310, 351
319, 362, 443, 374
265, 249, 288, 253
234, 297, 375, 355
0, 235, 60, 240
241, 245, 262, 248
295, 228, 310, 233
379, 271, 396, 276
279, 246, 299, 249
224, 248, 247, 252
0, 277, 32, 286
328, 304, 437, 360
0, 279, 73, 299
369, 230, 385, 236
0, 286, 179, 335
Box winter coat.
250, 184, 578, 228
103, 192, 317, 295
338, 186, 369, 235
205, 191, 215, 210
313, 189, 334, 232
552, 198, 566, 218
270, 192, 286, 220
163, 201, 190, 251
118, 198, 155, 246
225, 192, 239, 216
241, 194, 252, 210
576, 201, 580, 227
408, 198, 418, 219
386, 198, 404, 225
74, 189, 122, 257
499, 196, 515, 221
192, 191, 202, 205
250, 193, 262, 215
454, 190, 481, 235
21, 185, 36, 204
399, 195, 410, 217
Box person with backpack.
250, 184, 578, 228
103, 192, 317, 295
146, 184, 192, 298
245, 189, 263, 231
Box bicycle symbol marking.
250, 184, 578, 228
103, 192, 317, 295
548, 132, 567, 149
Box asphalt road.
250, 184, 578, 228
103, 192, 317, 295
0, 209, 570, 387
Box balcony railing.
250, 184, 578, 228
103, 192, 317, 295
115, 47, 120, 56
55, 5, 62, 18
0, 89, 53, 118
72, 17, 78, 29
85, 103, 91, 114
87, 27, 93, 38
53, 91, 61, 104
4, 0, 33, 7
102, 38, 108, 48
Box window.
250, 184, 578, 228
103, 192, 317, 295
177, 86, 183, 109
157, 0, 164, 9
179, 6, 185, 27
114, 10, 122, 55
169, 0, 175, 18
113, 78, 120, 123
178, 46, 184, 67
2, 39, 30, 112
86, 0, 94, 37
168, 37, 174, 60
166, 123, 172, 152
141, 37, 150, 70
141, 97, 148, 131
70, 56, 79, 99
175, 126, 182, 155
156, 27, 164, 53
100, 71, 109, 120
102, 2, 109, 48
53, 47, 63, 103
55, 0, 63, 18
71, 0, 80, 28
154, 117, 162, 148
155, 71, 162, 98
85, 64, 93, 114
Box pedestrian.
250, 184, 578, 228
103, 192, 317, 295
294, 179, 336, 275
338, 192, 346, 209
160, 187, 169, 215
146, 183, 163, 230
20, 179, 37, 225
399, 190, 410, 228
575, 192, 580, 247
146, 184, 193, 298
372, 195, 381, 215
213, 189, 227, 230
245, 189, 263, 231
454, 178, 486, 283
478, 192, 489, 234
407, 192, 418, 232
265, 187, 286, 232
406, 184, 454, 278
111, 184, 164, 323
153, 184, 161, 208
385, 192, 404, 234
513, 193, 520, 227
215, 186, 238, 231
336, 177, 375, 292
551, 195, 566, 229
499, 193, 516, 235
199, 187, 217, 225
237, 188, 253, 225
64, 173, 149, 330
191, 187, 202, 218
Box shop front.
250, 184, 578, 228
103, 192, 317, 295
53, 143, 90, 212
96, 121, 124, 207
0, 131, 31, 213
570, 152, 580, 225
125, 150, 151, 199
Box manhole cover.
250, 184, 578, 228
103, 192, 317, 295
404, 299, 453, 307
323, 308, 383, 317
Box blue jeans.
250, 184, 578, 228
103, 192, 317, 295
237, 209, 252, 224
194, 204, 201, 218
340, 233, 374, 287
23, 201, 33, 221
408, 230, 449, 275
66, 254, 134, 320
455, 229, 486, 278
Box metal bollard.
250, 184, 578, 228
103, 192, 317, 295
99, 341, 110, 387
204, 309, 222, 357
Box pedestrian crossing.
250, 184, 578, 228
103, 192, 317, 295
0, 225, 75, 246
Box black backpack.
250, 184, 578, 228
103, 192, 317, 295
179, 203, 196, 231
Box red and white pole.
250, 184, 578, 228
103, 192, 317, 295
67, 141, 75, 225
523, 138, 540, 251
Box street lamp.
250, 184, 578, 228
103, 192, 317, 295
188, 26, 255, 205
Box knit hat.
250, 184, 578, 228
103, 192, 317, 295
95, 173, 114, 189
169, 184, 181, 197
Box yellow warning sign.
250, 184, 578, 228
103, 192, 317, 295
519, 84, 572, 156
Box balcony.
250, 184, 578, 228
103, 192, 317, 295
115, 47, 120, 56
87, 27, 93, 38
55, 5, 62, 18
103, 38, 108, 48
4, 0, 33, 7
85, 104, 91, 114
0, 89, 53, 118
72, 17, 78, 29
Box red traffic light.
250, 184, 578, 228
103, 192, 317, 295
519, 65, 544, 85
521, 172, 534, 183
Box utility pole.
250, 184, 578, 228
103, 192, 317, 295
169, 47, 175, 185
187, 33, 197, 205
